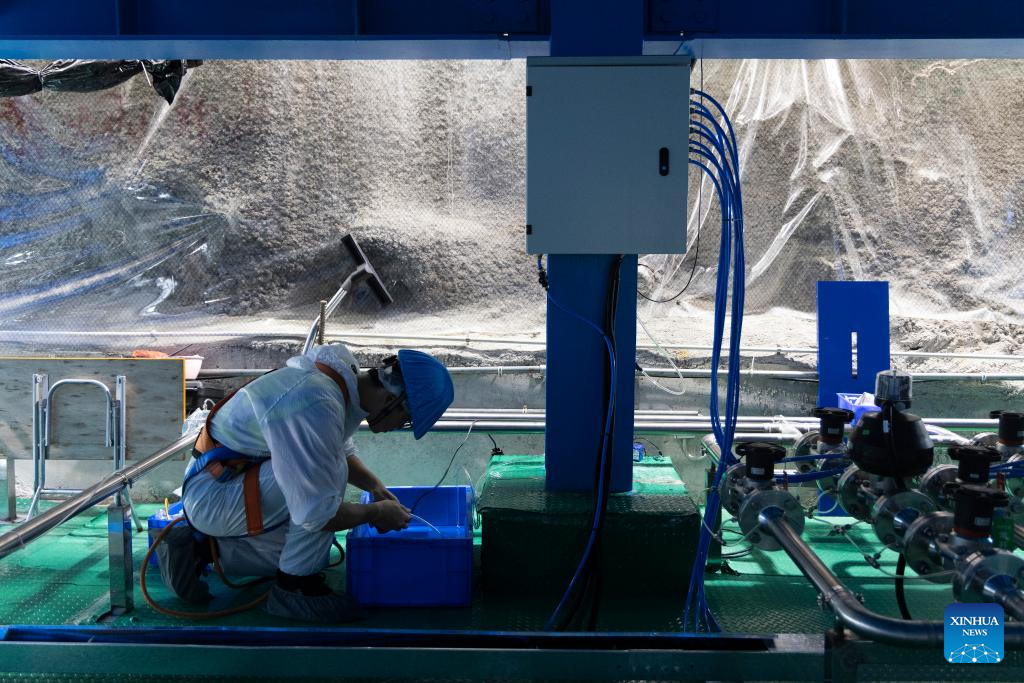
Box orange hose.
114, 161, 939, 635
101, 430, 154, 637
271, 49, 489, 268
140, 518, 346, 619
140, 517, 269, 619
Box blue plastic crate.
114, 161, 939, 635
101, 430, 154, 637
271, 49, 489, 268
837, 392, 881, 426
346, 485, 473, 607
146, 501, 184, 567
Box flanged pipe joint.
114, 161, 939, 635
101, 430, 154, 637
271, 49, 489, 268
836, 370, 939, 549
972, 410, 1024, 458
837, 466, 937, 550
920, 444, 1001, 511
721, 442, 804, 551
902, 484, 1024, 619
790, 407, 854, 490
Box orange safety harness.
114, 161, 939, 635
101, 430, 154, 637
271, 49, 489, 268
139, 362, 351, 619
189, 361, 351, 536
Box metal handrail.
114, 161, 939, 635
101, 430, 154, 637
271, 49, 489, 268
0, 433, 196, 560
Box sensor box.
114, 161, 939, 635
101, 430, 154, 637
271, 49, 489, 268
526, 56, 690, 254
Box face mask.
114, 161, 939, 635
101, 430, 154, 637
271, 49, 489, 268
377, 359, 405, 397
366, 356, 411, 431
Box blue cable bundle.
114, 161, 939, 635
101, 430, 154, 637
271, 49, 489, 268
682, 88, 746, 632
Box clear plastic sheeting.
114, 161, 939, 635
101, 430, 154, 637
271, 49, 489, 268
0, 60, 538, 358
640, 59, 1024, 372
0, 60, 1023, 373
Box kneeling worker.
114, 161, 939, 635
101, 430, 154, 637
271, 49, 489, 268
162, 343, 454, 622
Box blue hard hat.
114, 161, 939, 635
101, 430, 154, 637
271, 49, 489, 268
397, 349, 454, 439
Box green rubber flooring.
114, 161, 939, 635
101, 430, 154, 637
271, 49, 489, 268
707, 515, 960, 633
0, 498, 991, 633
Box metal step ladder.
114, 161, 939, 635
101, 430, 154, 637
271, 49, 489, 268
26, 374, 144, 531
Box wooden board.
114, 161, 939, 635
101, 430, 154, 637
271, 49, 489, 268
0, 358, 184, 462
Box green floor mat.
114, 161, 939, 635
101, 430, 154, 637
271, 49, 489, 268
0, 492, 1017, 634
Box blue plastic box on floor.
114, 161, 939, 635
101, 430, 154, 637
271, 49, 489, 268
346, 485, 474, 607
146, 500, 185, 567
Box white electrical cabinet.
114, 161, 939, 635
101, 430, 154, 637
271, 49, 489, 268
526, 56, 690, 255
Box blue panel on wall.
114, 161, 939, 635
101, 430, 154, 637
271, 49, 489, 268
359, 0, 541, 35
647, 0, 1024, 36
816, 281, 890, 408
552, 0, 642, 56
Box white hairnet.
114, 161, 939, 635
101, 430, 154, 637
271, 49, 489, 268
307, 343, 360, 379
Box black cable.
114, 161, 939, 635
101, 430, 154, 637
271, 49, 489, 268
565, 562, 599, 631
547, 256, 623, 632
488, 434, 499, 452
634, 436, 663, 456
638, 63, 704, 307
895, 552, 913, 620
637, 229, 702, 304
584, 255, 623, 628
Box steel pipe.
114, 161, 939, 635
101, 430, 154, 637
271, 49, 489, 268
197, 366, 817, 380
986, 576, 1024, 622
759, 509, 1024, 646
0, 433, 196, 560
417, 420, 812, 434
415, 417, 976, 443
7, 327, 1024, 365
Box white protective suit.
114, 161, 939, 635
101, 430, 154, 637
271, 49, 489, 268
181, 345, 368, 576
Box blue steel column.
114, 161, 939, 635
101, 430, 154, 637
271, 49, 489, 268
544, 1, 643, 492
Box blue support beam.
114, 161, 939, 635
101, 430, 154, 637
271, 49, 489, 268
648, 0, 1024, 58
544, 0, 643, 493
545, 254, 639, 493
0, 0, 552, 60
4, 1, 1024, 59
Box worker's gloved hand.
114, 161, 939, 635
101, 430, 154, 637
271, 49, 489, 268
370, 484, 399, 504
371, 500, 412, 533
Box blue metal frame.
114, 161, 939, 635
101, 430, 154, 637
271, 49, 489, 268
0, 0, 1022, 665
3, 1, 1024, 59
0, 1, 1020, 491
0, 623, 782, 646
